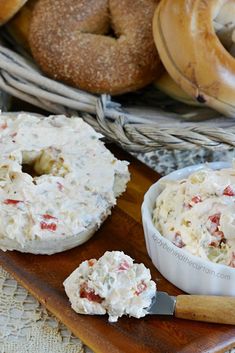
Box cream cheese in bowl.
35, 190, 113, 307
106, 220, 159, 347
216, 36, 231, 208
141, 162, 235, 296
153, 165, 235, 267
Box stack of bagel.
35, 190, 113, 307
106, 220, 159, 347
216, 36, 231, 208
2, 0, 235, 117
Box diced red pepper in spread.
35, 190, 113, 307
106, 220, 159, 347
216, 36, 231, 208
191, 195, 202, 204
3, 199, 23, 205
118, 260, 130, 271
42, 214, 57, 220
135, 281, 147, 296
208, 213, 221, 225
40, 214, 58, 231
223, 185, 235, 196
88, 259, 96, 267
186, 195, 202, 209
40, 221, 57, 231
208, 213, 221, 238
208, 213, 225, 245
209, 232, 225, 247
173, 232, 185, 248
80, 282, 103, 303
209, 241, 217, 247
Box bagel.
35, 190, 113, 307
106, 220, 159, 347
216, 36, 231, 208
28, 0, 161, 95
154, 71, 200, 106
0, 113, 130, 254
6, 0, 37, 50
0, 0, 28, 25
153, 0, 235, 117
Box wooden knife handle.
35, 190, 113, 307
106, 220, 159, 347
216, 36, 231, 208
175, 295, 235, 325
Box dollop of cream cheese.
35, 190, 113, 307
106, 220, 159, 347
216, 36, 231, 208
153, 166, 235, 267
63, 251, 156, 322
0, 113, 130, 249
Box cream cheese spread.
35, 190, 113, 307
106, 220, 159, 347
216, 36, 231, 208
153, 166, 235, 267
63, 251, 156, 322
0, 113, 130, 254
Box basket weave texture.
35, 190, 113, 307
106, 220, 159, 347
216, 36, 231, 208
0, 37, 235, 152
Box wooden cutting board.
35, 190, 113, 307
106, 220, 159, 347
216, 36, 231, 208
0, 145, 235, 353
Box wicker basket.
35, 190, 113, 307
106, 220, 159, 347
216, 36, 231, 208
0, 32, 235, 174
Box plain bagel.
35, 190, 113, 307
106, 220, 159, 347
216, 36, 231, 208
153, 0, 235, 117
0, 0, 28, 25
28, 0, 161, 95
6, 0, 37, 50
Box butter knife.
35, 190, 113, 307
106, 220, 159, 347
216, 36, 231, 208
148, 291, 235, 325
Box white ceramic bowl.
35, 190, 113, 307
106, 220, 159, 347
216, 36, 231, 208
141, 162, 235, 296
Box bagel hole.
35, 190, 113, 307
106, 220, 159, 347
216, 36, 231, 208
105, 10, 119, 39
214, 2, 235, 55
21, 149, 68, 179
22, 163, 41, 178
106, 26, 119, 39
22, 151, 44, 178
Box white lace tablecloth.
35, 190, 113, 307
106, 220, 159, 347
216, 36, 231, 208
0, 266, 93, 353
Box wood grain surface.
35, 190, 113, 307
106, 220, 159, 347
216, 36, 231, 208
0, 145, 235, 353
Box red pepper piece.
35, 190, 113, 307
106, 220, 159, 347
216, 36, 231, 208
40, 221, 57, 231
173, 232, 185, 248
185, 195, 202, 209
135, 281, 147, 296
80, 282, 103, 303
42, 214, 57, 220
191, 195, 202, 204
208, 213, 223, 237
88, 259, 96, 267
118, 260, 130, 271
209, 234, 226, 248
3, 199, 22, 205
208, 213, 221, 225
209, 241, 218, 247
223, 185, 235, 196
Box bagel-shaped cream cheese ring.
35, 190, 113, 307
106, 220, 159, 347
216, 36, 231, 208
28, 0, 161, 95
0, 113, 130, 254
0, 0, 28, 25
153, 0, 235, 117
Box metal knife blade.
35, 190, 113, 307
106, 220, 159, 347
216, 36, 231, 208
148, 291, 176, 315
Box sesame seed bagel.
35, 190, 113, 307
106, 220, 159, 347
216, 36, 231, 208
28, 0, 161, 95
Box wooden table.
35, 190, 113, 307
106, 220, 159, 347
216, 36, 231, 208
0, 145, 235, 353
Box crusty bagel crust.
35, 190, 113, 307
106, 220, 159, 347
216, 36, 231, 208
153, 0, 235, 117
0, 0, 28, 25
6, 0, 37, 50
28, 0, 160, 95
